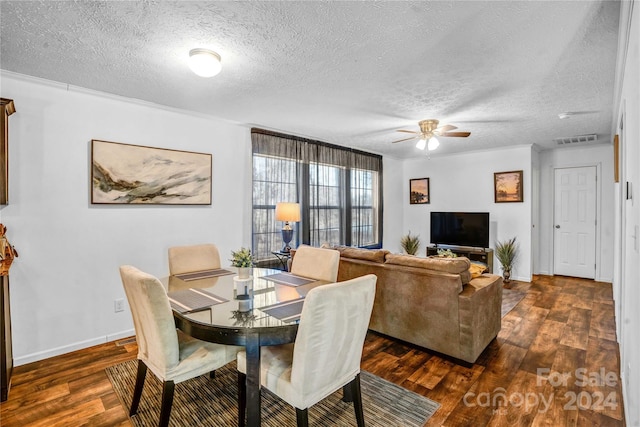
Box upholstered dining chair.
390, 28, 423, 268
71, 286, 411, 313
168, 243, 221, 275
289, 244, 340, 282
119, 265, 239, 427
237, 274, 377, 427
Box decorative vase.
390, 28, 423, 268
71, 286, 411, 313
503, 269, 511, 287
237, 267, 251, 279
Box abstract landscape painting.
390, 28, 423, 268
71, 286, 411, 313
91, 140, 212, 205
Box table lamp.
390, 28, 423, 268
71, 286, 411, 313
275, 202, 300, 253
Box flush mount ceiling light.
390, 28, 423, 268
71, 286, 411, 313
188, 48, 222, 77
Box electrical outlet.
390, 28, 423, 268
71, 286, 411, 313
114, 298, 125, 313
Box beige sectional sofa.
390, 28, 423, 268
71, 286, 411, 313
330, 247, 503, 364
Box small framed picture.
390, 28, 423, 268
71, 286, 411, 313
494, 170, 523, 203
410, 178, 430, 204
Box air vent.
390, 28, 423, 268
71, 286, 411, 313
554, 134, 598, 145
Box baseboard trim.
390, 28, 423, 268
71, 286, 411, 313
14, 328, 136, 367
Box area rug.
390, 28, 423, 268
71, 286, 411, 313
502, 287, 526, 317
106, 360, 439, 427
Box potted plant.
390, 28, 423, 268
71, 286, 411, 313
230, 247, 255, 279
400, 231, 420, 255
495, 237, 518, 286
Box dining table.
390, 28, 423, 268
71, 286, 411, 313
161, 267, 328, 427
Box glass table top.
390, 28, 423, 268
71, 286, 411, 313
161, 267, 328, 329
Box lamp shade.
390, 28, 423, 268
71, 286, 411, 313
188, 48, 222, 77
275, 202, 301, 222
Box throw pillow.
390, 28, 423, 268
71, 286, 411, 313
469, 262, 488, 279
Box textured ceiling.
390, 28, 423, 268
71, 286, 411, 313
0, 1, 620, 159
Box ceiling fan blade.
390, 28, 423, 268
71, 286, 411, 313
436, 124, 457, 133
391, 136, 419, 143
440, 131, 471, 138
396, 130, 421, 134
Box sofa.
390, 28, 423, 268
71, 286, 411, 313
323, 247, 503, 364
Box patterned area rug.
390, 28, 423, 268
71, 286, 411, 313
106, 360, 439, 427
502, 287, 526, 317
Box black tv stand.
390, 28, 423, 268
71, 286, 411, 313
426, 245, 493, 273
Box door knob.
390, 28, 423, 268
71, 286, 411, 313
555, 225, 560, 229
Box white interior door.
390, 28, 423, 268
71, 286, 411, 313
553, 166, 597, 279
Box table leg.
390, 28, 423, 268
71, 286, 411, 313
245, 332, 261, 427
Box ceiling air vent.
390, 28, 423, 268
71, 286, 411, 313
554, 134, 598, 145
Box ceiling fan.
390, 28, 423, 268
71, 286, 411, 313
392, 119, 470, 151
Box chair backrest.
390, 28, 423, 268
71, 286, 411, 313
168, 243, 221, 275
290, 274, 377, 403
290, 244, 340, 282
119, 265, 180, 377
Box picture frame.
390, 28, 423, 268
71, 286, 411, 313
91, 140, 212, 205
494, 170, 523, 203
409, 178, 430, 204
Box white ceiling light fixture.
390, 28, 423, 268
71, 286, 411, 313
188, 48, 222, 77
416, 138, 427, 150
427, 136, 440, 151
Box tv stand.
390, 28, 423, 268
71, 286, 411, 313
426, 245, 493, 273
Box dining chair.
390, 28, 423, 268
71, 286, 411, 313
237, 273, 377, 427
289, 244, 340, 282
119, 265, 239, 427
168, 243, 221, 275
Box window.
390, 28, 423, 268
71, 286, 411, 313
251, 129, 383, 262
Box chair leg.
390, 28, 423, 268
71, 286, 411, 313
295, 407, 309, 427
238, 372, 246, 427
350, 374, 365, 427
130, 360, 148, 416
159, 380, 175, 427
209, 370, 216, 379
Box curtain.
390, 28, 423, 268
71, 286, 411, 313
251, 129, 383, 261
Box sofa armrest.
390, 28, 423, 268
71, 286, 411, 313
457, 274, 503, 362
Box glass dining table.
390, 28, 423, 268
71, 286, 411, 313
160, 267, 328, 427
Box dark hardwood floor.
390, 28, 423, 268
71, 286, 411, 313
0, 275, 625, 426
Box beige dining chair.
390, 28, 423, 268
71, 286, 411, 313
168, 243, 221, 275
289, 244, 340, 282
237, 274, 377, 427
119, 265, 239, 427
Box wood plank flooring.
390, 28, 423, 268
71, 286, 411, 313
0, 275, 625, 426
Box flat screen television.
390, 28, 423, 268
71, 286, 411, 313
430, 212, 490, 249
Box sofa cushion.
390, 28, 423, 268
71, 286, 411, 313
385, 254, 472, 284
386, 253, 470, 272
334, 247, 389, 264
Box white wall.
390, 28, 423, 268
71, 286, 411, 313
0, 73, 252, 365
612, 1, 640, 424
382, 156, 404, 251
537, 144, 615, 281
400, 146, 533, 281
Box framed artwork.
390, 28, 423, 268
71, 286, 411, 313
91, 140, 212, 205
0, 98, 16, 205
410, 178, 430, 204
494, 170, 523, 203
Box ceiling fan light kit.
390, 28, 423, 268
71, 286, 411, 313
188, 48, 222, 77
392, 119, 470, 152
